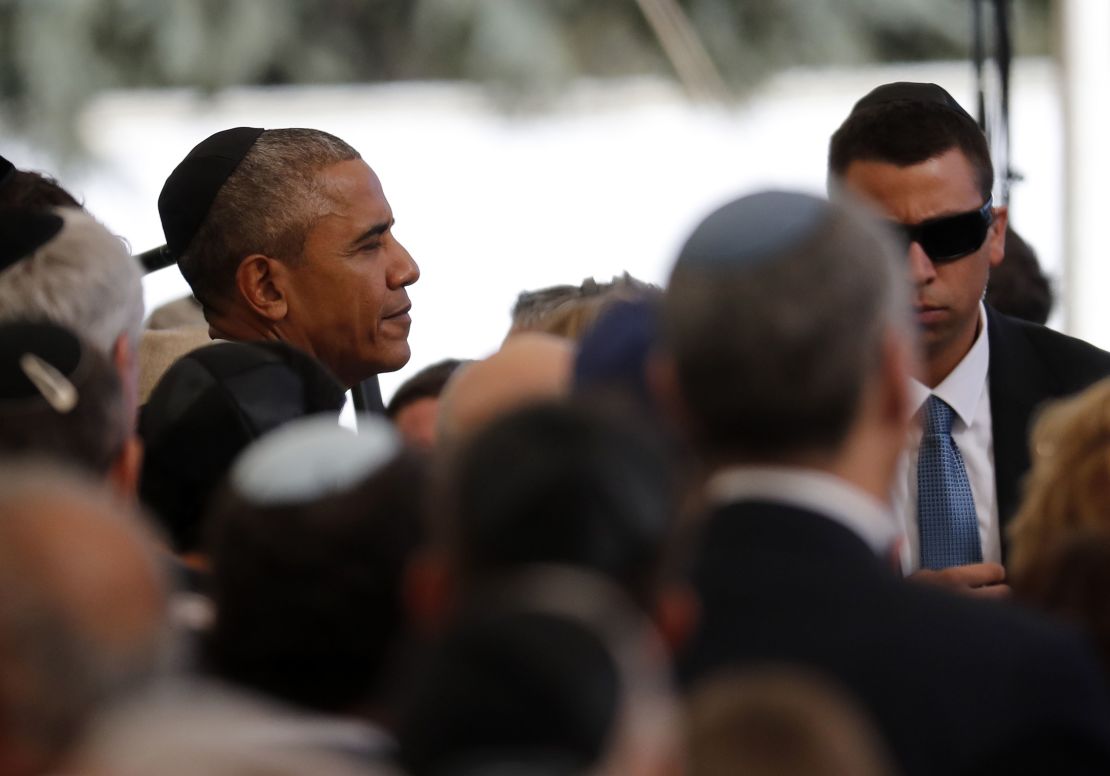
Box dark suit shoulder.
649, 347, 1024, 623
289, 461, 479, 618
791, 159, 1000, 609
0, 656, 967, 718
681, 500, 1110, 774
989, 307, 1110, 392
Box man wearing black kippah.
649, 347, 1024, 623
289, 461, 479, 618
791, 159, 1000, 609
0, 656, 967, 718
828, 83, 1110, 592
157, 127, 420, 390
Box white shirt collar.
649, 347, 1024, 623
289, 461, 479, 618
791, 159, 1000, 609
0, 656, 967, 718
706, 466, 902, 556
909, 302, 990, 427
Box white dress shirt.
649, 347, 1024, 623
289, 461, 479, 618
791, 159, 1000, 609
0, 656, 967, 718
707, 466, 903, 557
893, 303, 999, 573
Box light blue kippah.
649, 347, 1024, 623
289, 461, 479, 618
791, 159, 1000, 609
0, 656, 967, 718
676, 190, 831, 269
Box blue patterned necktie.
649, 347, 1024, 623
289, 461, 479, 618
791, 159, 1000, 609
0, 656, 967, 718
917, 395, 983, 569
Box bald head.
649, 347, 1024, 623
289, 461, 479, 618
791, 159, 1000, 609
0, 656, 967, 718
0, 463, 167, 775
437, 333, 575, 445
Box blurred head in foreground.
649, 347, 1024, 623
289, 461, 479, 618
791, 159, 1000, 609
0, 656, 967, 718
399, 568, 680, 776
436, 333, 574, 447
658, 189, 911, 481
0, 462, 167, 776
75, 680, 400, 776
0, 320, 139, 497
204, 415, 426, 720
0, 208, 143, 419
426, 402, 680, 615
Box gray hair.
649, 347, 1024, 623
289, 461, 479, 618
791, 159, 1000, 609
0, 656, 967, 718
663, 191, 910, 460
0, 207, 143, 355
178, 128, 361, 309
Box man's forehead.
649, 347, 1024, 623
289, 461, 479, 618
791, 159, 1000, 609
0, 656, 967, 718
839, 151, 983, 217
315, 158, 392, 221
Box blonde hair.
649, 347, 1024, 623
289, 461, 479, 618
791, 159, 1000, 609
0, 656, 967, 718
1008, 377, 1110, 582
686, 667, 896, 776
508, 273, 658, 341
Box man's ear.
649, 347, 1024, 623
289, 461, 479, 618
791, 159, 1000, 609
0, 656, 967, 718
109, 434, 143, 503
235, 254, 289, 322
988, 205, 1009, 269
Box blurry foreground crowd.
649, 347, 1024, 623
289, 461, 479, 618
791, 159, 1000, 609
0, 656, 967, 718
1, 81, 1109, 776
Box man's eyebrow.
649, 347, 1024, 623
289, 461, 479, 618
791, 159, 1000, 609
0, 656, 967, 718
347, 218, 394, 249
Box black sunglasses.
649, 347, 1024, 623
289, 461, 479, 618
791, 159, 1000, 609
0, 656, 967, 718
888, 197, 994, 264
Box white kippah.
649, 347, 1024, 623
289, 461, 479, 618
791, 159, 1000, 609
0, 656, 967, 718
230, 413, 401, 506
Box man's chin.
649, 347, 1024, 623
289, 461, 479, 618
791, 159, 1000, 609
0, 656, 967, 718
363, 344, 413, 378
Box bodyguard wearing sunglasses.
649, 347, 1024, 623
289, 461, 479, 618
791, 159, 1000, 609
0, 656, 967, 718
828, 82, 1110, 592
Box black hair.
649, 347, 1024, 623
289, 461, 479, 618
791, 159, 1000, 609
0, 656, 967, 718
203, 451, 426, 713
987, 226, 1053, 325
0, 169, 82, 210
829, 100, 994, 200
399, 607, 620, 776
436, 402, 677, 610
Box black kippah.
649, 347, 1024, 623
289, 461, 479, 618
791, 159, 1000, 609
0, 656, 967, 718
0, 320, 83, 409
158, 126, 265, 262
139, 339, 346, 552
850, 82, 977, 127
0, 208, 64, 273
0, 154, 14, 190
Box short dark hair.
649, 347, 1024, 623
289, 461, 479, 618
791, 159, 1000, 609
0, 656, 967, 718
399, 608, 620, 775
204, 451, 426, 713
829, 100, 994, 200
178, 128, 360, 309
386, 358, 465, 418
987, 226, 1053, 325
435, 402, 677, 609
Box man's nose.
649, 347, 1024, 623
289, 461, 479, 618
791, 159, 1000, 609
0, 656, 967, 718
389, 242, 420, 288
907, 242, 936, 286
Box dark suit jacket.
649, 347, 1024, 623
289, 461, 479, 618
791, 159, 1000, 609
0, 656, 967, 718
988, 306, 1110, 551
678, 500, 1110, 776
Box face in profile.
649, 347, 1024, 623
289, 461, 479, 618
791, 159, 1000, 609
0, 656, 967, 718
839, 147, 1006, 380
280, 158, 420, 387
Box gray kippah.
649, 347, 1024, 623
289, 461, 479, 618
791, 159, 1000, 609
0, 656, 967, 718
676, 190, 830, 270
